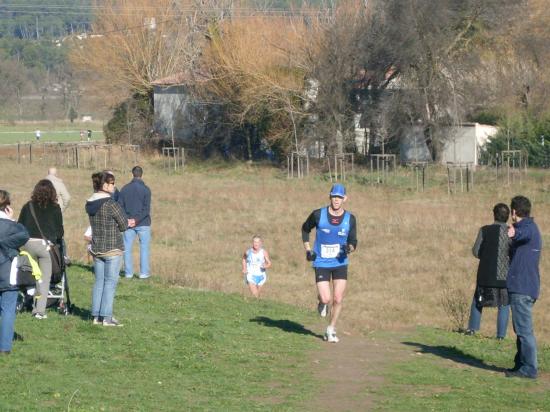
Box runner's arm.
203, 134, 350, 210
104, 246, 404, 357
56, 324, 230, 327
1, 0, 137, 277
302, 209, 320, 251
262, 250, 272, 269
347, 214, 358, 252
242, 251, 248, 274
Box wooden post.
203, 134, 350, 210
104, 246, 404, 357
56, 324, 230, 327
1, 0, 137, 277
447, 167, 451, 195
422, 165, 425, 192
17, 143, 20, 164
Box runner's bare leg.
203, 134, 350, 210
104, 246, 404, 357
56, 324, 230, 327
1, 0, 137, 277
329, 279, 347, 328
316, 281, 331, 306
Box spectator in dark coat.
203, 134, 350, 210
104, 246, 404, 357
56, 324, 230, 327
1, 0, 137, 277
18, 180, 64, 319
505, 195, 542, 379
466, 203, 511, 339
118, 166, 152, 279
0, 190, 29, 353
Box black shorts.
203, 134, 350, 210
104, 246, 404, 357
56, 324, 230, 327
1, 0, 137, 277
314, 266, 348, 283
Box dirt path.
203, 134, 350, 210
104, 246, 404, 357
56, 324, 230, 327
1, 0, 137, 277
304, 325, 550, 411
306, 328, 411, 412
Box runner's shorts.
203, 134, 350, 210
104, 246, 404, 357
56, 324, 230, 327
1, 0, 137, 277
314, 266, 348, 283
245, 273, 267, 286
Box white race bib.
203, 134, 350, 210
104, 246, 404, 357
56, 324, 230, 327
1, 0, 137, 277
320, 244, 341, 259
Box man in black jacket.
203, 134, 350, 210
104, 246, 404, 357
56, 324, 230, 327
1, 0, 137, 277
118, 166, 152, 279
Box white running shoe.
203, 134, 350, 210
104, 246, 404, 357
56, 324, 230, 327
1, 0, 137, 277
324, 326, 339, 343
317, 302, 328, 318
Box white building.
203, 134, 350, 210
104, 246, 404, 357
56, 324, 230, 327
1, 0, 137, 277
441, 123, 498, 166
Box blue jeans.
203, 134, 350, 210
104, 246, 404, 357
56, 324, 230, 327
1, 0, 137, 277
467, 297, 510, 338
0, 289, 18, 352
510, 293, 537, 378
92, 255, 122, 319
123, 226, 151, 277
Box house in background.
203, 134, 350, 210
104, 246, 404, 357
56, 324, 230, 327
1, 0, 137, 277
399, 125, 432, 163
152, 73, 204, 144
441, 123, 498, 166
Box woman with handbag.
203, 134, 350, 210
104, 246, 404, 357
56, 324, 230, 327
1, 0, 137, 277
18, 180, 64, 319
0, 190, 30, 353
86, 171, 128, 326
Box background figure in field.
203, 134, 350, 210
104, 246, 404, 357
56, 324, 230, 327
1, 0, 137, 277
242, 235, 272, 298
86, 171, 128, 327
118, 166, 151, 279
466, 203, 511, 339
505, 195, 542, 379
0, 190, 29, 354
302, 184, 357, 343
46, 167, 71, 263
18, 180, 64, 319
35, 129, 41, 142
45, 167, 71, 213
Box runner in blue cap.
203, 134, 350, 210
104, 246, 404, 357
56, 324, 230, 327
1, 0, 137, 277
301, 183, 357, 342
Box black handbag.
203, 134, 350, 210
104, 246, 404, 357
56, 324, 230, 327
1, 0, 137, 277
29, 203, 65, 280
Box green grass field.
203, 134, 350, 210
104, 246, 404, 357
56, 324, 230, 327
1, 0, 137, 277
0, 265, 321, 411
374, 327, 550, 411
0, 122, 104, 144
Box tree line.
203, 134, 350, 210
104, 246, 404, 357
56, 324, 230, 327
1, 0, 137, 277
3, 0, 550, 165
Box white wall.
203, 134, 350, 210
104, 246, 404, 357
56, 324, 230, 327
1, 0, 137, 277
441, 123, 498, 166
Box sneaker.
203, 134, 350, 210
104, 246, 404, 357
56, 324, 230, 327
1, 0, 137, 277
33, 313, 47, 320
92, 317, 102, 325
102, 317, 123, 327
464, 329, 476, 336
138, 274, 150, 280
324, 326, 339, 343
124, 274, 133, 279
317, 302, 328, 318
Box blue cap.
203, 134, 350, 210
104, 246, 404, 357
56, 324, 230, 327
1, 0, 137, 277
330, 183, 346, 198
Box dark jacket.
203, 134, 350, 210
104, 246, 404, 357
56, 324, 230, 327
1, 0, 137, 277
18, 201, 64, 243
0, 217, 30, 290
118, 178, 151, 227
85, 193, 127, 254
472, 222, 510, 288
507, 217, 542, 299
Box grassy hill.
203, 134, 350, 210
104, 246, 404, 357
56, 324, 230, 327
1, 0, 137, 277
0, 264, 321, 411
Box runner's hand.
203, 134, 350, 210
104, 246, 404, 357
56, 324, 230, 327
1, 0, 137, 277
345, 244, 353, 254
306, 250, 317, 261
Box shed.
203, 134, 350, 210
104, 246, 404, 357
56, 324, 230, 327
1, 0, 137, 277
441, 123, 498, 166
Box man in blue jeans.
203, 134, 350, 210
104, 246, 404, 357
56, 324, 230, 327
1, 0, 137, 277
118, 166, 152, 279
506, 195, 542, 379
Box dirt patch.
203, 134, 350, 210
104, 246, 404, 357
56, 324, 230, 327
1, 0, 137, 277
305, 328, 410, 412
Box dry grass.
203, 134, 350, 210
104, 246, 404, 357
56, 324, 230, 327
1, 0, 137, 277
4, 159, 550, 340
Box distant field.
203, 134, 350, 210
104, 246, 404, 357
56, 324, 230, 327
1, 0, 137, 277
0, 121, 105, 144
2, 159, 550, 344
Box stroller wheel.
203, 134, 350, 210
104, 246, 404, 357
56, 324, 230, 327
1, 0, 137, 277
58, 302, 70, 316
16, 292, 25, 313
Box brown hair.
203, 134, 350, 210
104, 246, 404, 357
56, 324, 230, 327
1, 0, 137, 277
31, 179, 57, 208
92, 171, 115, 192
0, 190, 10, 211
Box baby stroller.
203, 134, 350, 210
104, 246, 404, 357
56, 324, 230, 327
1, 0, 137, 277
17, 241, 72, 315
